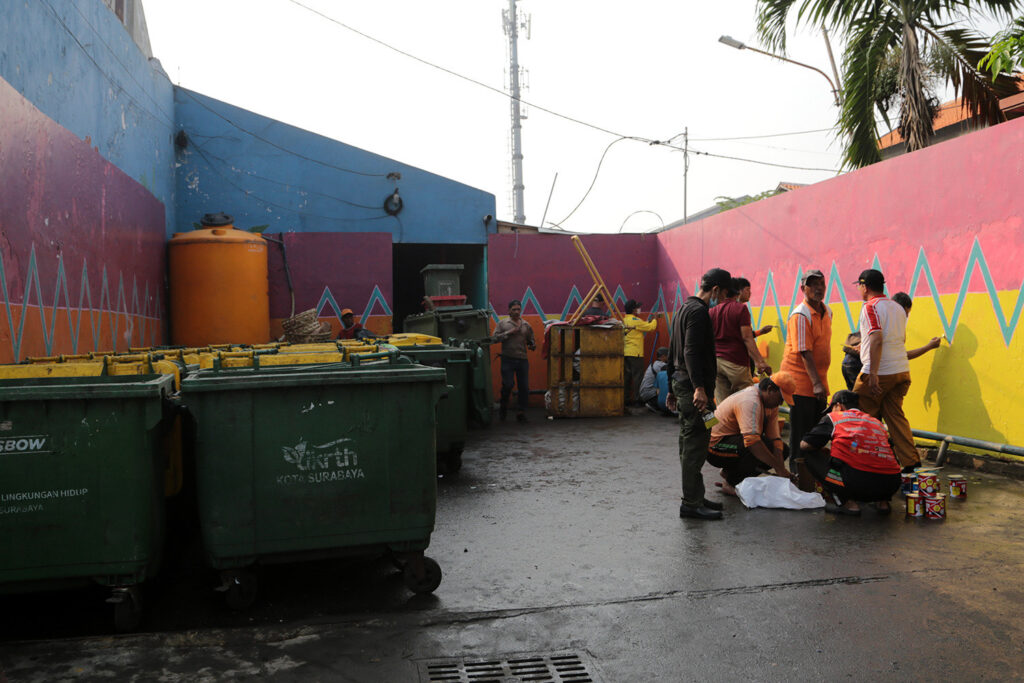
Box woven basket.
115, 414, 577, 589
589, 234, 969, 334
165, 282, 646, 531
282, 309, 319, 333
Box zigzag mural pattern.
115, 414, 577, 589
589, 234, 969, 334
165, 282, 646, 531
0, 245, 162, 360
486, 239, 1022, 346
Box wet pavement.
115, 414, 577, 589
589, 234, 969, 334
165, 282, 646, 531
1, 409, 1023, 681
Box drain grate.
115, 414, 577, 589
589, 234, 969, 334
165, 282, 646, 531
417, 650, 598, 683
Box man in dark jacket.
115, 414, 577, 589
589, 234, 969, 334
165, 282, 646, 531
666, 267, 732, 520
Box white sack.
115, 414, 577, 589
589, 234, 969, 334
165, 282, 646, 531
735, 475, 826, 510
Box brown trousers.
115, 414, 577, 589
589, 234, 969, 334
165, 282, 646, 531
853, 371, 918, 468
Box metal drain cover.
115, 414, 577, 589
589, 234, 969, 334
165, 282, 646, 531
417, 650, 599, 682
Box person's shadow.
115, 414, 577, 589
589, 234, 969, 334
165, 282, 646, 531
922, 325, 1005, 443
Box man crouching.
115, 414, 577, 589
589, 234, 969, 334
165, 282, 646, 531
799, 389, 902, 516
707, 373, 797, 495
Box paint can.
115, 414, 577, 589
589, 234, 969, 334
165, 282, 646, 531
900, 473, 918, 495
905, 493, 924, 518
924, 493, 947, 520
918, 472, 939, 496
948, 474, 967, 499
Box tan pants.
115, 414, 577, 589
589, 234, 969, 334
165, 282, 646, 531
853, 371, 918, 468
715, 357, 754, 406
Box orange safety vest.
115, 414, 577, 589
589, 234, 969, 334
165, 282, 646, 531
829, 409, 901, 475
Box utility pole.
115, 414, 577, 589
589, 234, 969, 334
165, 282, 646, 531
822, 29, 843, 105
503, 0, 528, 224
683, 127, 689, 223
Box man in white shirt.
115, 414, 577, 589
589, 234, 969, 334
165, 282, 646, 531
851, 269, 918, 471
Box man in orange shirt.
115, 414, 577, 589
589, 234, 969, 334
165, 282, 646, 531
707, 372, 797, 495
778, 269, 832, 469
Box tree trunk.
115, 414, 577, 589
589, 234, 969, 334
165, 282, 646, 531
899, 21, 934, 152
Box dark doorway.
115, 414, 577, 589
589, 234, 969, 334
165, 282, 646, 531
392, 244, 487, 331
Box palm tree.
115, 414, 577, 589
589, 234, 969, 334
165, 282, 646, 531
756, 0, 1024, 168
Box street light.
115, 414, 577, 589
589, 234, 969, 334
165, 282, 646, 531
718, 35, 842, 106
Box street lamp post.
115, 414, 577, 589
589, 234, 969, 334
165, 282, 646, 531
718, 35, 842, 106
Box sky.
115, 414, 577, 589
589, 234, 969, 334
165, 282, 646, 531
141, 0, 1003, 234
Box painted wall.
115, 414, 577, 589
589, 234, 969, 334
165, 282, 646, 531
173, 89, 496, 244
0, 76, 166, 361
656, 117, 1024, 451
486, 233, 664, 405
0, 0, 176, 233
266, 232, 393, 338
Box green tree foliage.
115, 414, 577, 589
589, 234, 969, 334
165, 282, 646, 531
756, 0, 1023, 168
979, 17, 1024, 79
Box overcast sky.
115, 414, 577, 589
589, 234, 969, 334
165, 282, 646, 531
142, 0, 1002, 234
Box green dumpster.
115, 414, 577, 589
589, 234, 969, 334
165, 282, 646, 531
392, 345, 471, 474
180, 355, 447, 607
0, 373, 176, 631
404, 307, 490, 341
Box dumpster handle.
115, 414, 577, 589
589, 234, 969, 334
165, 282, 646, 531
350, 350, 397, 367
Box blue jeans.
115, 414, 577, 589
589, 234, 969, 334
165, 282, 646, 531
500, 356, 529, 413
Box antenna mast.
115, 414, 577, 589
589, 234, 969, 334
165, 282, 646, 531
503, 0, 529, 224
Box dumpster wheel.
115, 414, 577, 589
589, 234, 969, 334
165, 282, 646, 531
109, 586, 143, 632
220, 570, 258, 610
403, 556, 442, 594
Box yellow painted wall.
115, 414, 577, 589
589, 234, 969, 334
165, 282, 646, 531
751, 291, 1023, 461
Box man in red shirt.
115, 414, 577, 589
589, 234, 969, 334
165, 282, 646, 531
710, 278, 772, 405
799, 390, 902, 516
337, 308, 368, 340
778, 269, 831, 469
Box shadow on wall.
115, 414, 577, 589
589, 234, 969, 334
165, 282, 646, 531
922, 325, 1005, 444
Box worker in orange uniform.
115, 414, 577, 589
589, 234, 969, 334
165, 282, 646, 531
778, 269, 832, 470
623, 299, 658, 406
337, 308, 371, 340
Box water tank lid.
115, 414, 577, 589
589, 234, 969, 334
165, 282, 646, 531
200, 212, 234, 227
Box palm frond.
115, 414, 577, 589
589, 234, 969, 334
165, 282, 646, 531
756, 0, 802, 54
930, 25, 1016, 126
839, 15, 902, 167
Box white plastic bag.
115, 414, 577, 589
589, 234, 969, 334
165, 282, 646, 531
735, 475, 826, 510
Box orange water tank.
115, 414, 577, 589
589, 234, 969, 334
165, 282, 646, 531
168, 213, 270, 346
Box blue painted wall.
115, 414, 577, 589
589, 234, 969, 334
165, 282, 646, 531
0, 0, 177, 233
173, 89, 497, 244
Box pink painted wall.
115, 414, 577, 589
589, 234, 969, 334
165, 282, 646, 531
0, 76, 165, 361
266, 232, 393, 336
656, 117, 1024, 318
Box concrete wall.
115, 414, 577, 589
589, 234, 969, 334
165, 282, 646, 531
656, 117, 1024, 450
174, 89, 496, 244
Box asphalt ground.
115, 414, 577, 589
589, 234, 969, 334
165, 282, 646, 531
1, 408, 1022, 681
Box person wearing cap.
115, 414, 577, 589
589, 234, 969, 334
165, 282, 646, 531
706, 374, 796, 495
665, 267, 732, 520
337, 308, 371, 340
494, 299, 536, 422
710, 278, 772, 405
623, 299, 658, 406
778, 268, 832, 469
799, 390, 902, 516
852, 269, 919, 470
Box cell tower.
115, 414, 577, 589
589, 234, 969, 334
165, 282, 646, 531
502, 0, 529, 224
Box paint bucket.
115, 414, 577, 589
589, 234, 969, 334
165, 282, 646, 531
924, 493, 947, 520
900, 473, 918, 496
918, 472, 939, 496
948, 475, 967, 499
906, 493, 924, 518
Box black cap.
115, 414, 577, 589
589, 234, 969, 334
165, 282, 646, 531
853, 268, 885, 291
700, 267, 732, 292
824, 389, 860, 414
200, 212, 234, 227
802, 269, 825, 285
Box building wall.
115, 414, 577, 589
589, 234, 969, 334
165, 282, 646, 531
487, 233, 663, 405
0, 76, 166, 361
0, 0, 176, 232
656, 116, 1024, 451
174, 89, 496, 244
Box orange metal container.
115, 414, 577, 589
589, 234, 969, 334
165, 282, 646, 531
168, 219, 270, 346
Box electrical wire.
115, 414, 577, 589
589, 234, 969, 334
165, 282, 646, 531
179, 88, 391, 178
547, 137, 628, 228
285, 0, 639, 141
186, 143, 393, 224
39, 0, 174, 127
193, 143, 388, 211
686, 147, 839, 173
688, 127, 836, 142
